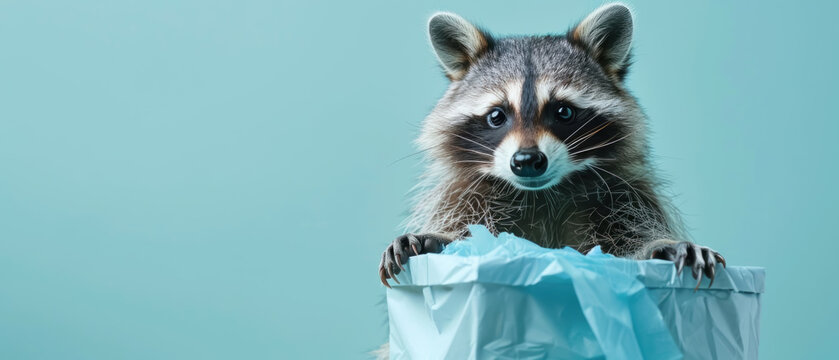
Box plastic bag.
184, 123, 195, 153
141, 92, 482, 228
387, 225, 763, 360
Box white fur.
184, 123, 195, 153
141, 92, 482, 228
491, 135, 521, 183
447, 91, 506, 125
491, 133, 592, 191
504, 80, 524, 114
538, 80, 628, 116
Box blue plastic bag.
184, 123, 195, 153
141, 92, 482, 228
387, 225, 763, 360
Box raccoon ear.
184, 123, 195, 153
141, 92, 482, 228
570, 3, 634, 79
428, 12, 493, 81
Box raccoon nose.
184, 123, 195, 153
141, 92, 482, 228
510, 148, 548, 177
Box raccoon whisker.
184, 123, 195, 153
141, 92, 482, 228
562, 112, 601, 144
404, 121, 424, 131
569, 137, 618, 158
446, 131, 496, 153
387, 146, 438, 167
568, 132, 633, 157
567, 131, 601, 153
451, 146, 493, 159
424, 122, 492, 150
452, 160, 494, 165
566, 121, 614, 150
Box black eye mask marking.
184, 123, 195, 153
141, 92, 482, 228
441, 98, 627, 171
443, 110, 510, 167
543, 104, 625, 160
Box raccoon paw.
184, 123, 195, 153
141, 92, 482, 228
651, 241, 726, 291
379, 233, 448, 288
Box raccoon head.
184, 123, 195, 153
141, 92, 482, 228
418, 3, 647, 191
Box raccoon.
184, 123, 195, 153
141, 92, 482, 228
379, 3, 725, 292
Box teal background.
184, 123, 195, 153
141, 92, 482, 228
0, 0, 835, 358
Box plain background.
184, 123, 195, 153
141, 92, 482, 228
1, 0, 836, 358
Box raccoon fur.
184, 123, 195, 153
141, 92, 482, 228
378, 2, 725, 302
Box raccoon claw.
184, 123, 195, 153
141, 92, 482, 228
379, 267, 391, 289
379, 233, 449, 288
652, 241, 724, 291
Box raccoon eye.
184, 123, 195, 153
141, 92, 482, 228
486, 107, 507, 128
555, 105, 575, 123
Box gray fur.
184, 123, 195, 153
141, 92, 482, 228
428, 12, 492, 81
410, 3, 686, 257
571, 3, 634, 78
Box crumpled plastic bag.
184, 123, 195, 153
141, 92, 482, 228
387, 225, 764, 360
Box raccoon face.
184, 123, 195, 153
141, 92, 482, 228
419, 3, 646, 191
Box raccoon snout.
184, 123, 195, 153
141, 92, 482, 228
510, 148, 548, 177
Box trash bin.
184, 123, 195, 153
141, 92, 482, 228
386, 225, 763, 360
